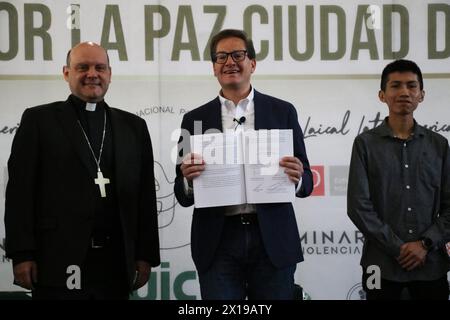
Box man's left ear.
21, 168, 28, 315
419, 90, 425, 102
378, 90, 385, 103
251, 60, 256, 73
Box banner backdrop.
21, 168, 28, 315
0, 0, 449, 299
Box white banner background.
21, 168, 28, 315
0, 0, 449, 299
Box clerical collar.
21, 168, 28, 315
86, 102, 97, 111
69, 94, 105, 113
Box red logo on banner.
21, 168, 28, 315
311, 166, 325, 196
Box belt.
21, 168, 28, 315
227, 214, 258, 225
90, 235, 111, 249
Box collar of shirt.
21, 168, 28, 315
69, 94, 105, 116
219, 87, 255, 131
375, 117, 426, 141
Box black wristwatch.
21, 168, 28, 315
420, 237, 433, 251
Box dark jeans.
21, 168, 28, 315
362, 270, 449, 300
198, 215, 296, 300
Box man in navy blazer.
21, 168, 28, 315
5, 42, 160, 299
174, 29, 313, 300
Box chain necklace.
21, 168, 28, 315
77, 110, 110, 197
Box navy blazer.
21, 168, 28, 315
5, 97, 161, 288
174, 90, 313, 273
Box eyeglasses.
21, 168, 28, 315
213, 50, 248, 64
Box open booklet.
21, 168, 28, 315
191, 129, 295, 208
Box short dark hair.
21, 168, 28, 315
65, 47, 110, 67
380, 59, 423, 91
210, 29, 256, 62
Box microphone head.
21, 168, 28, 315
239, 116, 246, 124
